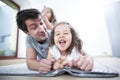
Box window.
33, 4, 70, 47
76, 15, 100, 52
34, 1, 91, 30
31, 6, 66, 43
0, 34, 11, 43
0, 0, 19, 59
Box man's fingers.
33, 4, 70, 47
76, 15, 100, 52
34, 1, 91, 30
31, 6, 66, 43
48, 58, 56, 63
41, 59, 52, 65
40, 59, 52, 69
79, 58, 88, 70
85, 58, 94, 71
84, 63, 93, 71
38, 66, 51, 73
73, 55, 81, 67
76, 56, 85, 68
76, 56, 94, 71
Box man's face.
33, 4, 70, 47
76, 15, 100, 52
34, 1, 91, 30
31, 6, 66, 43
25, 16, 47, 42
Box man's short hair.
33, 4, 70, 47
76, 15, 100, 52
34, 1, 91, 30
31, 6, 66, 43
16, 9, 40, 32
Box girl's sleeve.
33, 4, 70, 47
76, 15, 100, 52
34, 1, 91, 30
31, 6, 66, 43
48, 46, 61, 60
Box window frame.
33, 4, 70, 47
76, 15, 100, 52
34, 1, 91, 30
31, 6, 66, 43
0, 0, 20, 59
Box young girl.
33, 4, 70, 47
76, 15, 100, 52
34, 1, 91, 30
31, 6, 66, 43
42, 6, 57, 30
47, 22, 86, 70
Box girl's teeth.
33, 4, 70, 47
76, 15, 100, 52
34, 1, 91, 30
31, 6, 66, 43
59, 40, 66, 44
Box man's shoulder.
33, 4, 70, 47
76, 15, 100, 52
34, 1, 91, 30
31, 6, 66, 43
47, 30, 51, 34
25, 35, 35, 45
26, 35, 39, 48
26, 35, 34, 40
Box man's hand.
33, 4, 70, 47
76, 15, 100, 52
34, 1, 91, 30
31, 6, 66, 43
38, 58, 55, 73
68, 55, 94, 71
75, 55, 94, 71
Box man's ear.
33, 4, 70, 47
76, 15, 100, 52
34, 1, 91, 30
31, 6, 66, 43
24, 31, 29, 34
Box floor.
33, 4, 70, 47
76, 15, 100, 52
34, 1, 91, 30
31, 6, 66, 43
0, 58, 25, 66
0, 56, 120, 80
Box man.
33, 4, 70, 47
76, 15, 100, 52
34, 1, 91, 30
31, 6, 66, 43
16, 9, 93, 73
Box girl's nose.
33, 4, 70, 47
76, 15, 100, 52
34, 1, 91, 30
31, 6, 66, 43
60, 34, 64, 38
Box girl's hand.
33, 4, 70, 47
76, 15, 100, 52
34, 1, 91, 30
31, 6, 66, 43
53, 61, 61, 70
53, 56, 68, 70
41, 6, 47, 17
58, 56, 68, 66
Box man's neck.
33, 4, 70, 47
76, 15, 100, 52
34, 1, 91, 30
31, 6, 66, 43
38, 39, 46, 44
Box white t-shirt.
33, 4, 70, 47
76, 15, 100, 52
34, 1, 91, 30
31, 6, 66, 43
49, 45, 81, 61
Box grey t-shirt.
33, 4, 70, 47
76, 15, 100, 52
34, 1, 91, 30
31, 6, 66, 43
26, 32, 50, 59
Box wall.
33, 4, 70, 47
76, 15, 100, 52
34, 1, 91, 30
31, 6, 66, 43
30, 0, 112, 56
104, 1, 120, 57
13, 0, 32, 58
14, 0, 120, 57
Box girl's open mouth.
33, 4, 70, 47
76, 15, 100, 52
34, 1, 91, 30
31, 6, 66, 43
59, 39, 66, 46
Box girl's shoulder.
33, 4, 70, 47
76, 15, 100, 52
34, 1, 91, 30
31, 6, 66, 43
49, 45, 60, 55
49, 45, 61, 60
67, 47, 81, 61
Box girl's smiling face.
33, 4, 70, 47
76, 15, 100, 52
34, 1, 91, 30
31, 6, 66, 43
54, 24, 72, 54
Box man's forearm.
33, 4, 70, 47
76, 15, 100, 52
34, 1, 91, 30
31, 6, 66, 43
26, 59, 40, 71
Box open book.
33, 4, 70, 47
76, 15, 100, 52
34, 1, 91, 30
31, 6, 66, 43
36, 66, 119, 77
0, 62, 119, 77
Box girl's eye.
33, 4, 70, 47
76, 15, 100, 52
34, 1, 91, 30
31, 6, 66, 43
64, 33, 69, 35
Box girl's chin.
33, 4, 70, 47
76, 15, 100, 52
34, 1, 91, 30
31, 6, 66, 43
58, 47, 67, 51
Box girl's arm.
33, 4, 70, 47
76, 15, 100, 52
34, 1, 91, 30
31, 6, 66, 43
47, 50, 61, 70
41, 7, 53, 30
47, 50, 54, 59
42, 16, 53, 30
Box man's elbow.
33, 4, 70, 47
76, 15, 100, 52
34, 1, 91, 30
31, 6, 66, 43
26, 59, 33, 70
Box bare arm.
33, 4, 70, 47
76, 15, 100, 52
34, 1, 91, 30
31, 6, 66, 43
42, 16, 53, 30
41, 6, 57, 30
47, 50, 58, 70
74, 50, 94, 71
41, 7, 53, 30
26, 47, 40, 71
67, 50, 94, 71
47, 50, 54, 59
26, 48, 53, 72
47, 51, 63, 70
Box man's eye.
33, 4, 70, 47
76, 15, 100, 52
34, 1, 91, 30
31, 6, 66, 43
40, 22, 43, 25
31, 25, 37, 29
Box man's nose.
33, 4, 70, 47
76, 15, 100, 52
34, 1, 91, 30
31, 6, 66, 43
38, 26, 44, 32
